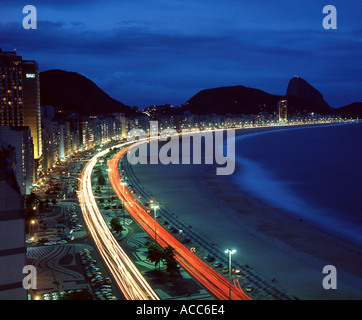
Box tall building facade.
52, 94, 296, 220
0, 49, 23, 127
278, 100, 288, 123
0, 49, 42, 161
22, 60, 42, 160
42, 117, 60, 172
0, 126, 34, 195
0, 145, 27, 300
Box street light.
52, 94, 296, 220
225, 249, 236, 300
150, 204, 159, 242
106, 168, 112, 199
120, 182, 127, 223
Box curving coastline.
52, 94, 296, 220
129, 124, 362, 299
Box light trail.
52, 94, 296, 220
78, 145, 159, 300
108, 136, 252, 300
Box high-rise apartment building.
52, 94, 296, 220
22, 60, 42, 160
0, 145, 27, 300
0, 49, 23, 127
278, 100, 288, 123
0, 126, 34, 195
0, 49, 42, 160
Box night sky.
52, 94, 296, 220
1, 0, 361, 108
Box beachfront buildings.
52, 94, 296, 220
0, 146, 27, 300
0, 49, 42, 160
0, 126, 34, 195
22, 60, 42, 161
0, 49, 43, 193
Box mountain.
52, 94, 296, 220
182, 85, 280, 115
336, 102, 362, 118
286, 76, 331, 110
183, 81, 335, 115
40, 70, 133, 116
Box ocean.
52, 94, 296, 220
233, 123, 362, 246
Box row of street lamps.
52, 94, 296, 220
148, 198, 236, 300
115, 163, 238, 300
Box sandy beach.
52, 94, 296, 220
130, 126, 362, 299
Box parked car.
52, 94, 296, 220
203, 254, 215, 262
52, 292, 59, 300
44, 241, 56, 246
246, 285, 253, 292
222, 268, 229, 274
213, 261, 222, 268
61, 235, 73, 241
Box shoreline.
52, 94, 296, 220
130, 125, 362, 299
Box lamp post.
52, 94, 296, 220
150, 204, 159, 242
120, 182, 127, 223
225, 249, 236, 300
30, 219, 36, 246
106, 168, 111, 197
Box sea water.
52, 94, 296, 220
233, 123, 362, 246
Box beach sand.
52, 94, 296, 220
131, 126, 362, 299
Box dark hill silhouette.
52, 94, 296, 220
39, 70, 360, 118
40, 70, 132, 116
336, 102, 362, 118
287, 76, 331, 110
182, 82, 335, 115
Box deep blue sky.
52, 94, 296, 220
1, 0, 361, 108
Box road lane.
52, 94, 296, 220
78, 146, 160, 300
108, 139, 252, 300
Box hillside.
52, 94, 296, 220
286, 76, 331, 110
40, 70, 133, 116
182, 82, 335, 115
336, 102, 362, 118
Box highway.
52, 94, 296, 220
108, 138, 252, 300
78, 145, 160, 300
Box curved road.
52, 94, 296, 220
108, 137, 252, 300
78, 145, 160, 300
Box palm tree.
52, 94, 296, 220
162, 245, 178, 277
145, 241, 163, 270
110, 218, 123, 234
